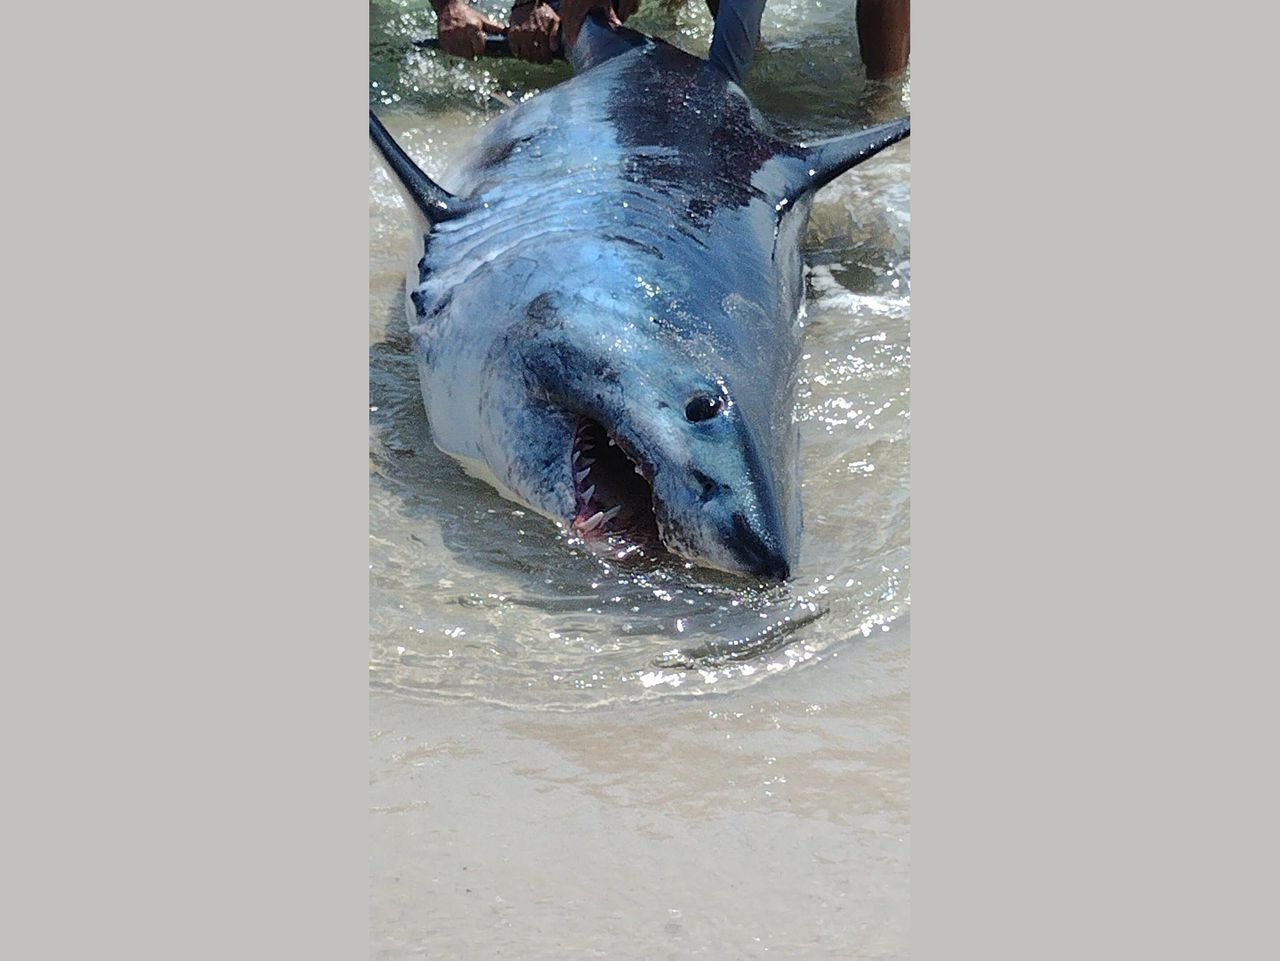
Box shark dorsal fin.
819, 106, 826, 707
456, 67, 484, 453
369, 110, 474, 223
566, 12, 651, 73
780, 117, 910, 204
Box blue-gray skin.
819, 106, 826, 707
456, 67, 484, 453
370, 15, 909, 580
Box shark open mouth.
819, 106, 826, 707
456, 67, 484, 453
570, 417, 660, 544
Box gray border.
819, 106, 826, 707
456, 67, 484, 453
913, 1, 1275, 957
7, 3, 369, 957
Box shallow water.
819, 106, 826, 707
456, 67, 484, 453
370, 0, 909, 708
370, 1, 909, 954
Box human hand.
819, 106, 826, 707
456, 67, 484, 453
436, 0, 508, 59
556, 0, 622, 47
508, 1, 561, 64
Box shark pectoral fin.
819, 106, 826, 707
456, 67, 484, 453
781, 116, 911, 204
369, 110, 475, 224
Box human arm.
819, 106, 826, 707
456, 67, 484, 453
508, 0, 562, 63
431, 0, 508, 59
555, 0, 628, 47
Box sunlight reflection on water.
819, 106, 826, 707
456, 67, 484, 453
369, 0, 909, 709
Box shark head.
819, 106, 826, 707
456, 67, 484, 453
479, 287, 800, 581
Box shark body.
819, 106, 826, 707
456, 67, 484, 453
370, 17, 909, 579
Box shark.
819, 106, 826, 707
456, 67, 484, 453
370, 14, 909, 580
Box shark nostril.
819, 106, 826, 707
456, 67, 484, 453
692, 469, 718, 503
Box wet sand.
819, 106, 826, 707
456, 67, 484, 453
371, 619, 909, 959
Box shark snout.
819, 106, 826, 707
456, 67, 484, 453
654, 476, 795, 581
662, 417, 797, 581
727, 510, 791, 581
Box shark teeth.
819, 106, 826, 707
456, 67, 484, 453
575, 468, 592, 483
581, 484, 596, 503
578, 504, 623, 534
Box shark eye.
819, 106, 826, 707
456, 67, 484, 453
685, 394, 725, 422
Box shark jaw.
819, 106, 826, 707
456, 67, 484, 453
562, 413, 791, 582
569, 416, 660, 547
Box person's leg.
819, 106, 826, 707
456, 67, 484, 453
856, 0, 909, 78
707, 0, 767, 86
